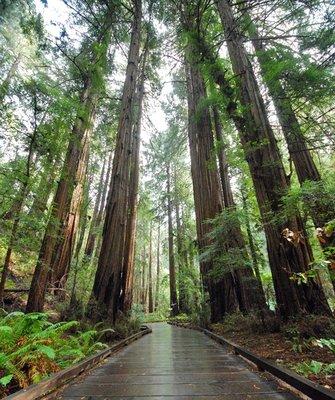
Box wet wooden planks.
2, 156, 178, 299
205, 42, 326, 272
57, 323, 296, 400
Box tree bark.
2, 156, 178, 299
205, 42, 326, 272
26, 77, 97, 312
244, 13, 335, 289
148, 222, 154, 313
155, 223, 160, 310
185, 58, 238, 322
120, 30, 149, 313
84, 153, 107, 257
174, 179, 188, 313
167, 164, 179, 316
212, 105, 268, 311
214, 0, 331, 318
90, 0, 142, 322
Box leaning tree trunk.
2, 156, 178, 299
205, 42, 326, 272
215, 0, 331, 318
167, 164, 179, 316
90, 0, 142, 322
185, 58, 238, 322
212, 105, 268, 311
244, 13, 335, 289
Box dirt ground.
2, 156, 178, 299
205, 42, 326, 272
210, 323, 335, 390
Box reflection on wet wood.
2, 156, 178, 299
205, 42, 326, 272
58, 323, 296, 399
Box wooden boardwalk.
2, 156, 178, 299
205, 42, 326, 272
58, 323, 297, 399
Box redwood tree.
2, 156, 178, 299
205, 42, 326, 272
90, 0, 142, 322
26, 2, 114, 312
214, 0, 331, 318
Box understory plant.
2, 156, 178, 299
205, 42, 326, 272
0, 311, 108, 394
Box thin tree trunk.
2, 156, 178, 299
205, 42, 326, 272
167, 164, 179, 316
28, 158, 58, 218
141, 246, 146, 310
0, 122, 35, 302
215, 0, 331, 318
174, 180, 187, 313
148, 222, 153, 313
240, 183, 263, 287
90, 0, 142, 322
85, 154, 107, 257
70, 189, 89, 308
155, 223, 160, 310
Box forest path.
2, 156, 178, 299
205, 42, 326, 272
58, 322, 297, 399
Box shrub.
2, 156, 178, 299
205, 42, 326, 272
0, 312, 108, 394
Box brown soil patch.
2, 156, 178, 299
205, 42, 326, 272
211, 323, 335, 390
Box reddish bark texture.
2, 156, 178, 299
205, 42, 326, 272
90, 0, 142, 322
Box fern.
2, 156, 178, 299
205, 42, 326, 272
0, 313, 110, 391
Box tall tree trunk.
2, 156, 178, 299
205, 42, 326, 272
27, 9, 114, 312
155, 223, 160, 310
214, 0, 331, 318
167, 164, 179, 316
141, 246, 147, 311
174, 182, 187, 313
185, 57, 238, 322
244, 13, 335, 289
181, 5, 239, 322
26, 78, 97, 312
90, 0, 142, 322
120, 31, 150, 313
85, 154, 107, 257
148, 222, 153, 313
212, 105, 268, 311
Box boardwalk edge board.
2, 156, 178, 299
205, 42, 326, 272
168, 321, 335, 400
5, 325, 152, 400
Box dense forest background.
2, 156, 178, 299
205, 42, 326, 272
0, 0, 334, 394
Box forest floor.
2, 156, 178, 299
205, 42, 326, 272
168, 314, 335, 391
210, 323, 335, 390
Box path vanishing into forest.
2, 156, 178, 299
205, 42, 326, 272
58, 323, 297, 399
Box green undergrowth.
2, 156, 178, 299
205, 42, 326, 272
168, 313, 192, 324
0, 311, 141, 397
143, 311, 168, 323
